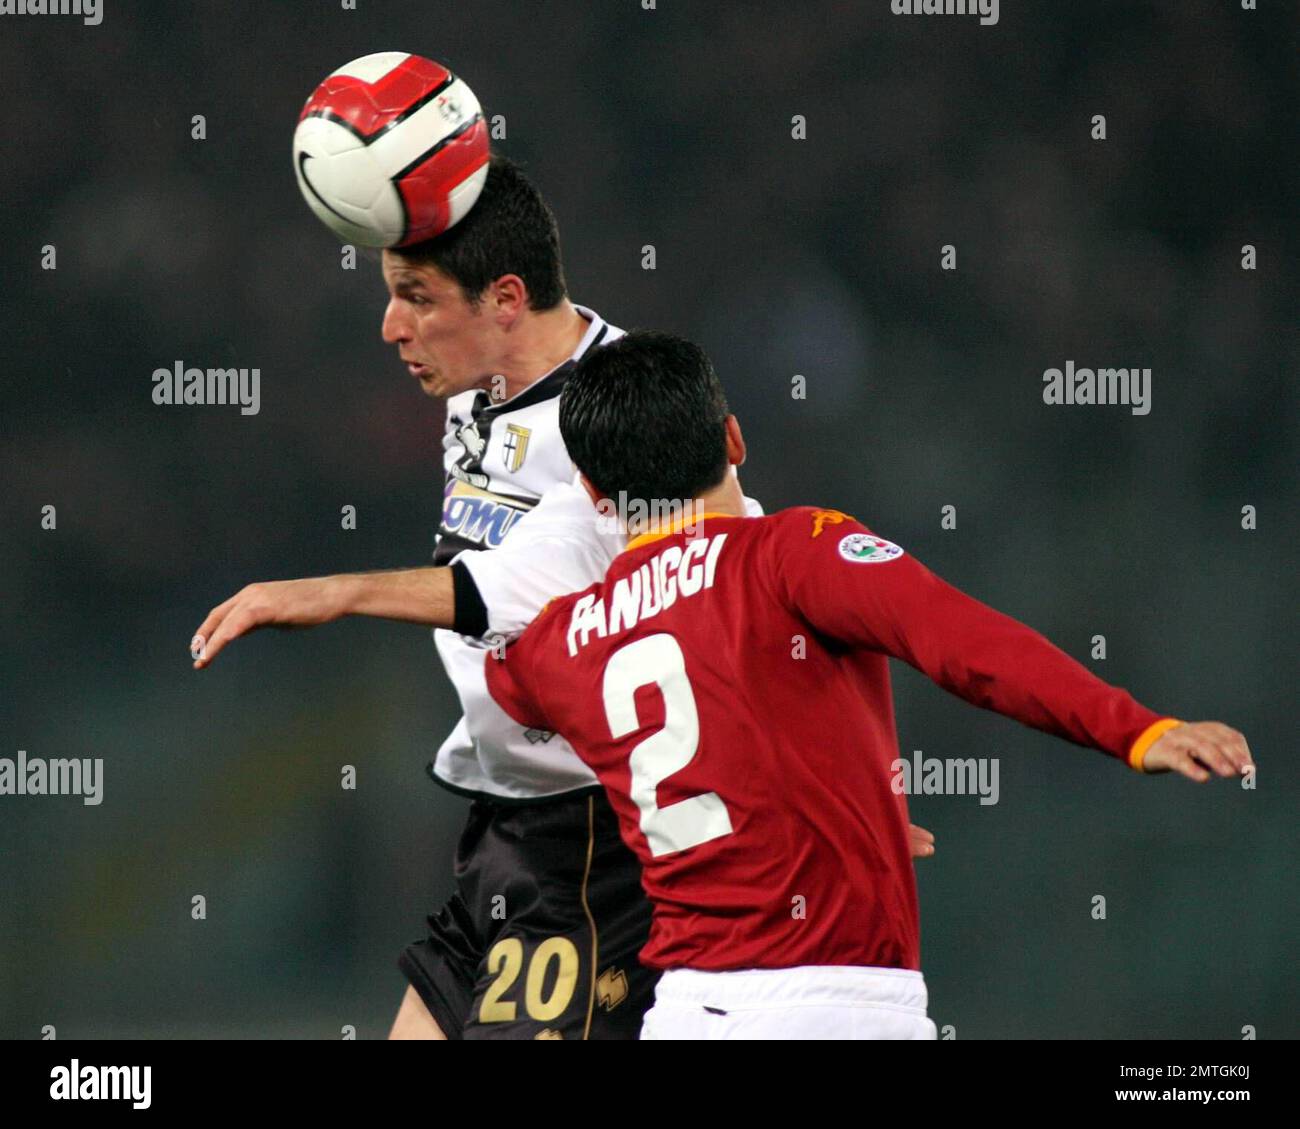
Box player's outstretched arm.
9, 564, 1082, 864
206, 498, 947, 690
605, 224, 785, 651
191, 567, 456, 669
773, 509, 1255, 778
191, 478, 635, 670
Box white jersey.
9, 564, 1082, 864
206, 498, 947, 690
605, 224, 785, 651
430, 305, 623, 802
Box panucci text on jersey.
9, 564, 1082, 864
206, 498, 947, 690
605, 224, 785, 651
566, 533, 728, 656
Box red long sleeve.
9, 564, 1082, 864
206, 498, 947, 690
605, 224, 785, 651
771, 509, 1174, 764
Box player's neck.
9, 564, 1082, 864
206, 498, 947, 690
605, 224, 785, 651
692, 473, 747, 521
491, 301, 590, 400
628, 474, 747, 543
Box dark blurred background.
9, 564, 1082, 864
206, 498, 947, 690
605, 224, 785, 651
1, 0, 1295, 1039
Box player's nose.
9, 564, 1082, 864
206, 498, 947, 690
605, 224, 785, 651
381, 299, 411, 345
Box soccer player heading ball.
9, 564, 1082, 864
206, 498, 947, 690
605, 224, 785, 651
484, 331, 1255, 1040
195, 139, 1250, 1040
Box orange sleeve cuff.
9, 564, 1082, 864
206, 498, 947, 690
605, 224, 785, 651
1128, 717, 1184, 772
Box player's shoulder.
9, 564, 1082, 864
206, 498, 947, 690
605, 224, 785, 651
762, 506, 867, 540
530, 477, 599, 523
770, 507, 915, 572
756, 507, 913, 566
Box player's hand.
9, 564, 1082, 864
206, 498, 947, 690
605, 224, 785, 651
909, 823, 935, 859
1142, 721, 1253, 782
191, 577, 354, 669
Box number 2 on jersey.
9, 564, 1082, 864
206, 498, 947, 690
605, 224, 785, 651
601, 633, 733, 858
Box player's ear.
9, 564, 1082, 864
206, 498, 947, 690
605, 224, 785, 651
487, 273, 528, 319
724, 414, 747, 467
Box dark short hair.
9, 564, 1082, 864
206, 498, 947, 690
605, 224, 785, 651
560, 331, 731, 505
391, 154, 567, 309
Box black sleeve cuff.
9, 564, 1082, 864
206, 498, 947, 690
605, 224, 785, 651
450, 560, 490, 638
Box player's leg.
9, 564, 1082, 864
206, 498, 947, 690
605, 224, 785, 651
388, 985, 448, 1040
396, 891, 482, 1040
394, 804, 498, 1040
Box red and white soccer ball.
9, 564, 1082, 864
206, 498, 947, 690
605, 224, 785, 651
292, 52, 490, 248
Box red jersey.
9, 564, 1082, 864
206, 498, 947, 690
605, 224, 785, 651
486, 507, 1172, 973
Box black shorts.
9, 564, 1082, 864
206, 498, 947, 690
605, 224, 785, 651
398, 788, 658, 1040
